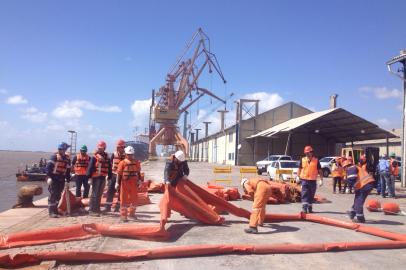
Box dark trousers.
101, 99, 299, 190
89, 176, 106, 213
48, 177, 65, 215
344, 178, 356, 193
301, 179, 317, 207
350, 183, 374, 218
333, 177, 342, 193
105, 174, 119, 208
75, 175, 90, 198
380, 171, 392, 197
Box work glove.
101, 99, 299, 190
295, 176, 301, 184
88, 178, 93, 186
115, 182, 120, 190
71, 173, 76, 178
47, 177, 53, 185
318, 179, 323, 187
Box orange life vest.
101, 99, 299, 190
112, 151, 125, 174
331, 164, 344, 178
74, 153, 90, 175
52, 153, 70, 176
92, 152, 109, 177
121, 159, 141, 181
299, 157, 319, 180
390, 158, 399, 176
354, 165, 375, 190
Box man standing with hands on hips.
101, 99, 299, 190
296, 145, 324, 213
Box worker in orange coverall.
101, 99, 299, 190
241, 177, 272, 234
115, 146, 141, 222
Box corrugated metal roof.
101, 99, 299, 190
247, 107, 398, 142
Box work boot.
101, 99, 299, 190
114, 204, 120, 212
120, 216, 128, 223
244, 227, 258, 234
355, 216, 366, 223
347, 211, 356, 220
308, 206, 313, 213
49, 213, 59, 218
302, 205, 308, 214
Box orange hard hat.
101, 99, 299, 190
97, 140, 107, 149
304, 145, 313, 153
366, 199, 381, 212
116, 139, 126, 147
382, 202, 400, 215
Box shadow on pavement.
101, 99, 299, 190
367, 220, 404, 226
167, 223, 195, 242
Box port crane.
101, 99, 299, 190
149, 28, 226, 157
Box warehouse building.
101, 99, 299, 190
191, 97, 398, 165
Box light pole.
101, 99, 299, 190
387, 49, 406, 187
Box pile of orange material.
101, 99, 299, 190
203, 184, 241, 201
146, 180, 165, 193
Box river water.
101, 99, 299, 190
0, 151, 50, 212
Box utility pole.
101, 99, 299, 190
183, 111, 189, 139
203, 122, 211, 162
387, 49, 406, 187
195, 128, 201, 161
67, 130, 77, 157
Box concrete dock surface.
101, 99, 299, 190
1, 159, 406, 269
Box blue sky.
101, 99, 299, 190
0, 0, 405, 151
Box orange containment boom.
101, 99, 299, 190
0, 223, 168, 249
1, 241, 406, 268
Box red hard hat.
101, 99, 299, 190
116, 139, 126, 147
97, 140, 107, 149
382, 202, 400, 215
366, 199, 381, 212
304, 145, 313, 153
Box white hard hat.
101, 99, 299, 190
174, 150, 185, 162
241, 178, 249, 187
124, 146, 135, 155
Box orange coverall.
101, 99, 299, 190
245, 178, 272, 227
116, 158, 141, 218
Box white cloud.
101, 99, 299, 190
0, 121, 8, 128
376, 118, 391, 127
242, 92, 284, 114
359, 86, 402, 99
0, 89, 8, 95
6, 95, 28, 105
130, 98, 151, 129
52, 100, 121, 119
21, 107, 48, 123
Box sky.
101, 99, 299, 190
0, 0, 405, 152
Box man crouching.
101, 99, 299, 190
241, 177, 272, 234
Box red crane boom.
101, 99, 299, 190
149, 28, 226, 158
